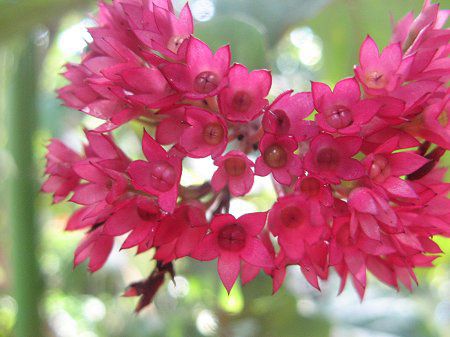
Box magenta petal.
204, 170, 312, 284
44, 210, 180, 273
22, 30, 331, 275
272, 168, 292, 185
254, 157, 271, 176
104, 205, 138, 236
334, 77, 361, 102
191, 234, 219, 261
337, 158, 365, 180
383, 176, 418, 198
237, 212, 267, 235
70, 183, 108, 205
88, 234, 114, 272
344, 249, 366, 287
142, 130, 167, 162
359, 35, 379, 68
388, 152, 428, 176
158, 187, 178, 213
241, 237, 273, 268
217, 252, 240, 293
211, 167, 227, 192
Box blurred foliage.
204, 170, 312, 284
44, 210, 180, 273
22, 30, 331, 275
0, 0, 450, 337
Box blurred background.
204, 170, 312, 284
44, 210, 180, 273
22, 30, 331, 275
1, 0, 450, 336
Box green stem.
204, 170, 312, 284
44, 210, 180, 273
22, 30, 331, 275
8, 36, 43, 337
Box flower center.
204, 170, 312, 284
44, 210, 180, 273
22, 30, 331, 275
280, 206, 305, 228
224, 157, 247, 177
167, 35, 187, 53
203, 122, 225, 145
194, 71, 219, 94
326, 106, 353, 129
299, 177, 321, 197
369, 154, 390, 183
231, 91, 253, 112
365, 70, 386, 89
217, 224, 246, 251
316, 148, 340, 170
148, 161, 177, 192
263, 144, 288, 168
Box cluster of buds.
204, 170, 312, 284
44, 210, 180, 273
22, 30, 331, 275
43, 0, 450, 311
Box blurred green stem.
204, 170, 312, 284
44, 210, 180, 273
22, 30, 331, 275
8, 36, 43, 337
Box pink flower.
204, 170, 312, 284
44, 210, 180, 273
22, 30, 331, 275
312, 78, 380, 134
304, 133, 365, 184
42, 139, 82, 203
255, 133, 302, 185
74, 226, 114, 272
128, 130, 182, 212
70, 159, 128, 205
211, 151, 254, 196
363, 137, 429, 199
355, 36, 411, 95
262, 90, 318, 141
192, 212, 273, 293
179, 107, 228, 158
161, 37, 231, 99
268, 194, 325, 260
347, 187, 398, 240
218, 64, 271, 122
103, 196, 162, 251
116, 66, 179, 109
154, 202, 208, 263
132, 3, 193, 60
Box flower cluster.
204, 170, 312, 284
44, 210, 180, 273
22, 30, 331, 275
44, 0, 450, 310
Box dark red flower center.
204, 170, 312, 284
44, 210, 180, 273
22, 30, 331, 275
299, 177, 321, 197
148, 161, 177, 192
231, 91, 253, 112
326, 105, 353, 129
203, 122, 225, 145
224, 157, 247, 177
281, 206, 305, 228
194, 71, 220, 94
316, 147, 340, 170
263, 144, 288, 168
217, 224, 246, 251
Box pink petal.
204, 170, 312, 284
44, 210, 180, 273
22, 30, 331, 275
237, 212, 267, 236
217, 252, 240, 293
241, 237, 274, 268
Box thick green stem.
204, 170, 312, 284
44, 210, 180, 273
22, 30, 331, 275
8, 36, 43, 337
